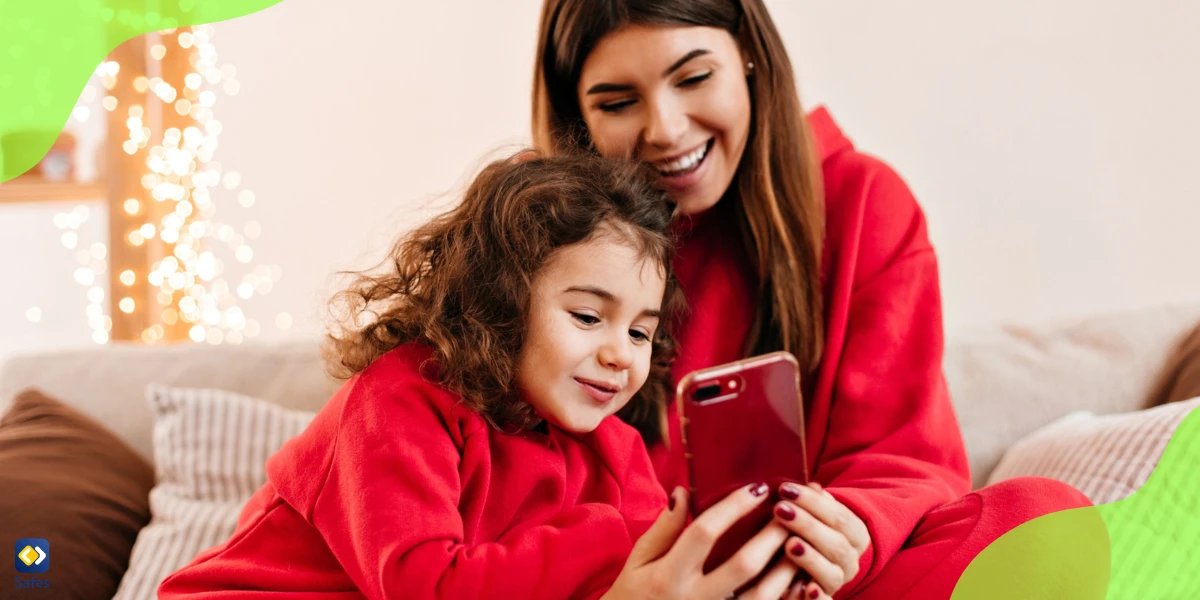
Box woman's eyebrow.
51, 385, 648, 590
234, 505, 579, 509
584, 48, 713, 95
662, 48, 711, 77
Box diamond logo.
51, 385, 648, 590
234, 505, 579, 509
13, 539, 49, 573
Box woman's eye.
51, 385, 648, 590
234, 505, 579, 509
598, 99, 635, 113
679, 72, 712, 88
571, 312, 600, 325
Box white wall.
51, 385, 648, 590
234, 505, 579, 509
3, 0, 1199, 361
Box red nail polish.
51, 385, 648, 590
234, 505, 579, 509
668, 494, 676, 511
789, 542, 806, 557
749, 482, 769, 497
775, 503, 797, 521
808, 587, 820, 599
780, 483, 802, 500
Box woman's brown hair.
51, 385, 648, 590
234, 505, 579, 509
324, 152, 684, 442
531, 0, 825, 373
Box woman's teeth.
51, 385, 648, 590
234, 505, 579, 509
657, 143, 708, 175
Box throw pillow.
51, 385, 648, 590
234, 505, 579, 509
0, 388, 155, 599
112, 385, 315, 600
987, 396, 1200, 504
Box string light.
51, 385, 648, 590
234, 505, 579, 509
126, 24, 283, 345
52, 203, 111, 343
53, 25, 282, 346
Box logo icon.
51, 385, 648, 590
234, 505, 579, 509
14, 539, 49, 574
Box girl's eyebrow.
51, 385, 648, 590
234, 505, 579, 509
563, 285, 661, 318
584, 48, 713, 95
564, 285, 615, 301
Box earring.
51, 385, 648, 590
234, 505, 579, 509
746, 61, 755, 71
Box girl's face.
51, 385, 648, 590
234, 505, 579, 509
576, 25, 753, 216
515, 230, 666, 434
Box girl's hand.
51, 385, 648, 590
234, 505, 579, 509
602, 484, 800, 600
773, 482, 871, 597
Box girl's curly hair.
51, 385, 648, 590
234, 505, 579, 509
323, 151, 685, 443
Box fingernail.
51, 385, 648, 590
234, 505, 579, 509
775, 502, 797, 521
780, 482, 802, 500
668, 493, 676, 511
789, 541, 806, 557
749, 482, 769, 497
808, 586, 820, 599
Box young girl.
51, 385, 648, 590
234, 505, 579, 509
156, 153, 714, 599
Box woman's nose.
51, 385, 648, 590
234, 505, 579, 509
642, 95, 688, 149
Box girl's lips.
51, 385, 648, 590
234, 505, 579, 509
575, 378, 619, 404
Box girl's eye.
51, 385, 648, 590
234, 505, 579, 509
679, 72, 712, 88
598, 99, 635, 113
629, 329, 651, 342
571, 312, 600, 325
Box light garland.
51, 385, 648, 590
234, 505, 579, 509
57, 24, 287, 346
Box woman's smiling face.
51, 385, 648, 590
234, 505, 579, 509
576, 24, 753, 216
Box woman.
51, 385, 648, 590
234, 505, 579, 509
531, 1, 1092, 599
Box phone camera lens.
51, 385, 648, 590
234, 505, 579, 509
693, 383, 721, 401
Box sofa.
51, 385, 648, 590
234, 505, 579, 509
4, 301, 1200, 599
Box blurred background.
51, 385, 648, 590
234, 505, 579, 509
3, 0, 1199, 361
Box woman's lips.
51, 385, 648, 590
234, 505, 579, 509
654, 138, 714, 195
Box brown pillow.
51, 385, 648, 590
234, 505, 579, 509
0, 388, 155, 599
1147, 321, 1200, 406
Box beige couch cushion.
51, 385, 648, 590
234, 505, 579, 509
945, 302, 1200, 488
0, 340, 340, 462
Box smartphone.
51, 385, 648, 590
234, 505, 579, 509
676, 351, 809, 574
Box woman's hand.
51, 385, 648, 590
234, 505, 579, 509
772, 482, 871, 597
602, 484, 801, 600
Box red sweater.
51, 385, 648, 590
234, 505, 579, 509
651, 107, 971, 594
158, 343, 667, 599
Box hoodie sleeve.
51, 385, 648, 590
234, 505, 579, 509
299, 374, 639, 600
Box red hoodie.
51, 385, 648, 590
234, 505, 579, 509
650, 107, 972, 594
158, 343, 667, 599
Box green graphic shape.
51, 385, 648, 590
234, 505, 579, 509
953, 407, 1200, 599
0, 0, 283, 182
951, 505, 1110, 599
1098, 406, 1200, 599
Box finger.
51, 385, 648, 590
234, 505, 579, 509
735, 558, 799, 600
627, 486, 689, 566
704, 521, 790, 596
782, 482, 871, 554
802, 580, 832, 600
782, 536, 846, 595
667, 482, 773, 570
785, 579, 807, 600
512, 149, 539, 163
773, 500, 859, 582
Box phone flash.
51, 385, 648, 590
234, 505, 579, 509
727, 380, 736, 389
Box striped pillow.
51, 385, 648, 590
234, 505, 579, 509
112, 385, 315, 600
987, 396, 1200, 504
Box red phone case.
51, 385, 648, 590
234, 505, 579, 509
676, 351, 809, 574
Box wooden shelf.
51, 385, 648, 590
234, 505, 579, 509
0, 176, 106, 205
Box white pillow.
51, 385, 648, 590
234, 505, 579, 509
112, 385, 316, 600
987, 396, 1200, 504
